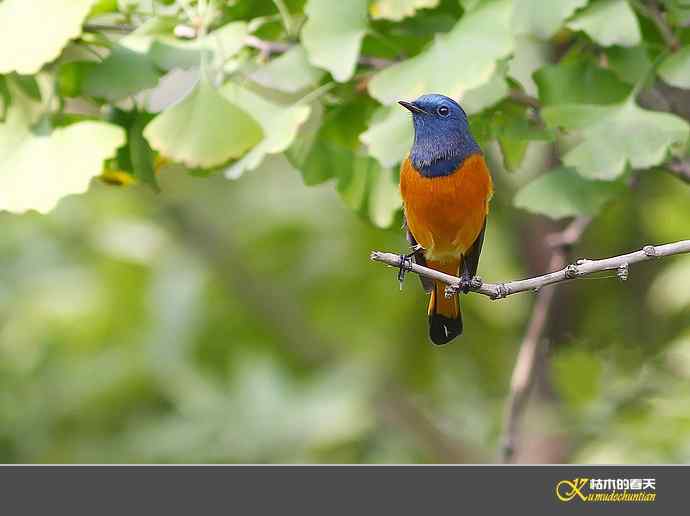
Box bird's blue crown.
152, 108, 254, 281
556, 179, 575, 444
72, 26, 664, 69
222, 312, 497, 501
399, 94, 481, 178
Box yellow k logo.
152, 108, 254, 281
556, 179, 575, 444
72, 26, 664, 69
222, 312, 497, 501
556, 478, 589, 502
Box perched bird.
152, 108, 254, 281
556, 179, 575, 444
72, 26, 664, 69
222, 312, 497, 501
398, 94, 493, 345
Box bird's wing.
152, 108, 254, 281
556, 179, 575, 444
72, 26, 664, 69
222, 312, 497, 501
461, 219, 486, 280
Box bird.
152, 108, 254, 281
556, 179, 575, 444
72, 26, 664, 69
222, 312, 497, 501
398, 93, 493, 345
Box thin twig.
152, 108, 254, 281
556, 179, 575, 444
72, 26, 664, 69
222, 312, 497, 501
83, 23, 395, 69
371, 240, 690, 300
83, 23, 136, 33
508, 89, 541, 111
243, 35, 393, 69
632, 0, 680, 52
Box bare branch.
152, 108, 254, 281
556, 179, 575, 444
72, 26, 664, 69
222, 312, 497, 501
499, 252, 564, 463
83, 23, 136, 33
499, 216, 592, 463
371, 240, 690, 300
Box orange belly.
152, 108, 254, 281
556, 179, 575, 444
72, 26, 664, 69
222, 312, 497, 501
400, 153, 493, 262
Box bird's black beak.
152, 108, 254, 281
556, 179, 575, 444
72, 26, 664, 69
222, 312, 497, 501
398, 100, 427, 114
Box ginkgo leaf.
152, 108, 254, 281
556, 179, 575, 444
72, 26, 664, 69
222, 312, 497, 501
514, 167, 625, 219
148, 22, 248, 71
359, 108, 412, 169
369, 0, 440, 21
368, 0, 513, 104
362, 65, 508, 167
544, 98, 689, 180
0, 0, 94, 74
249, 46, 325, 93
0, 105, 124, 214
659, 45, 690, 88
606, 46, 652, 85
302, 0, 369, 82
143, 79, 263, 168
79, 44, 161, 101
367, 166, 403, 228
534, 56, 631, 106
567, 0, 641, 47
512, 0, 586, 39
337, 157, 402, 228
220, 83, 311, 179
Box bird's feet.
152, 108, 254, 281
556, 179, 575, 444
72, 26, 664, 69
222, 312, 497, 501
447, 275, 483, 296
397, 249, 420, 288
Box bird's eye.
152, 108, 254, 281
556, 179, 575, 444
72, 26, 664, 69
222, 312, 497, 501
438, 106, 450, 117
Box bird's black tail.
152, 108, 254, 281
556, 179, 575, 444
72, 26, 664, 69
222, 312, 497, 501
426, 260, 463, 345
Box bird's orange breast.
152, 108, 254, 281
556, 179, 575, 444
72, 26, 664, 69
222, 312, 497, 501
400, 153, 493, 262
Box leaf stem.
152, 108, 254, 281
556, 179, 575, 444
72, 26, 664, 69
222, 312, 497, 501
272, 0, 294, 37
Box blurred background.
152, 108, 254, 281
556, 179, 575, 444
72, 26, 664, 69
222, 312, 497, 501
1, 153, 689, 464
1, 0, 690, 464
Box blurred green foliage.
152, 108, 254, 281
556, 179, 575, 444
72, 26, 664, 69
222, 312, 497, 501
0, 0, 689, 463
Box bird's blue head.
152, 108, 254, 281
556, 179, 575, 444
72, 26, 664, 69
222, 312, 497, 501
399, 93, 480, 178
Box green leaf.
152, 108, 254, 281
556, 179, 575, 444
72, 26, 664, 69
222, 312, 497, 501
0, 0, 94, 74
459, 0, 484, 11
492, 102, 553, 171
143, 79, 263, 169
497, 137, 528, 171
148, 22, 247, 71
605, 45, 652, 85
302, 0, 369, 82
285, 99, 401, 227
0, 103, 125, 214
360, 108, 411, 169
567, 0, 641, 47
80, 44, 161, 101
544, 99, 690, 179
0, 76, 10, 120
220, 83, 311, 179
659, 45, 690, 88
514, 167, 625, 219
368, 0, 513, 104
507, 36, 550, 95
129, 112, 159, 191
57, 62, 83, 97
250, 46, 325, 93
88, 0, 118, 17
511, 0, 586, 39
534, 57, 631, 106
369, 0, 440, 21
367, 166, 402, 228
286, 103, 357, 186
11, 74, 42, 101
337, 157, 401, 228
466, 100, 553, 171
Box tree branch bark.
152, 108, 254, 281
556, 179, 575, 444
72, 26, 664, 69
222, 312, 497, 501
370, 240, 690, 300
498, 216, 592, 463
